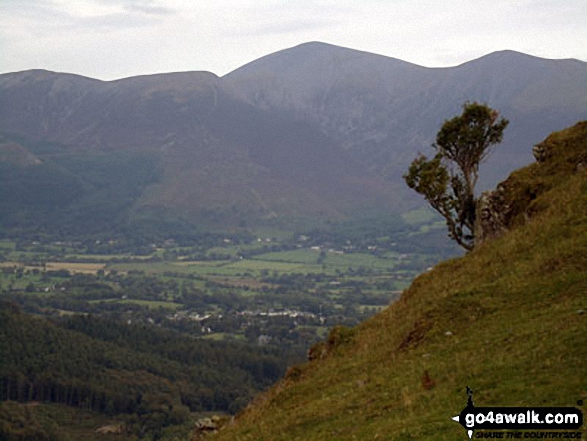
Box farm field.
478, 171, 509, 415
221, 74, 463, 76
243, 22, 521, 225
45, 262, 106, 274
105, 251, 400, 277
251, 248, 399, 270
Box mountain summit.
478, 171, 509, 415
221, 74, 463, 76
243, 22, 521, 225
224, 42, 587, 184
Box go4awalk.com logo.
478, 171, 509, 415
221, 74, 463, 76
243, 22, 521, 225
452, 388, 584, 439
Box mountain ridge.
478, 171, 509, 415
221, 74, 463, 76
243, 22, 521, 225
0, 43, 585, 237
227, 44, 587, 208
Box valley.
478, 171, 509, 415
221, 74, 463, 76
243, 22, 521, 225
0, 213, 457, 439
0, 210, 456, 350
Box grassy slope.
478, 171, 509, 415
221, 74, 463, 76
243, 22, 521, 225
211, 122, 587, 440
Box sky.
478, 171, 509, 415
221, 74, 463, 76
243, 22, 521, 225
1, 0, 585, 81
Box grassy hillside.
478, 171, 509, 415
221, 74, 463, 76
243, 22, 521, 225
210, 122, 587, 440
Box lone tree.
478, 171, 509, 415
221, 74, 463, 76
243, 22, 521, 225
404, 102, 509, 251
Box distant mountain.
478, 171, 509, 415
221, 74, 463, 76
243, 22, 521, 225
0, 43, 585, 238
224, 42, 587, 188
0, 68, 405, 236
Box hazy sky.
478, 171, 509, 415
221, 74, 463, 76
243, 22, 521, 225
1, 0, 585, 80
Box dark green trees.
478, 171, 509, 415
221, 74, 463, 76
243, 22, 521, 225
404, 102, 508, 250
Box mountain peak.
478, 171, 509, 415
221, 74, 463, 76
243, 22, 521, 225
457, 49, 586, 69
0, 46, 585, 235
223, 41, 422, 80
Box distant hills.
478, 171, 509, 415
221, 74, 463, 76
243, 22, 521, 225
0, 42, 585, 238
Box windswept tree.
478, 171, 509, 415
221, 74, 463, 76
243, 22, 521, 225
404, 102, 509, 251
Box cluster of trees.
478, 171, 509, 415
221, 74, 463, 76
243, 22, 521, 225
0, 302, 299, 437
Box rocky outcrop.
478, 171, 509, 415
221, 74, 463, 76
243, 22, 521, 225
532, 141, 552, 163
475, 121, 587, 246
95, 424, 123, 435
474, 184, 513, 246
192, 415, 226, 439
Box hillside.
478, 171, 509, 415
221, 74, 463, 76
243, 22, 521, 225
0, 44, 586, 238
0, 69, 404, 237
210, 122, 587, 440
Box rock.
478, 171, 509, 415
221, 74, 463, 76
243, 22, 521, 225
532, 141, 552, 163
474, 184, 511, 245
196, 418, 218, 431
95, 424, 123, 435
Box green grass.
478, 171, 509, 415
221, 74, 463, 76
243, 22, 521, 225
228, 259, 322, 274
64, 253, 143, 261
108, 260, 226, 274
210, 122, 587, 441
109, 258, 325, 277
251, 227, 300, 241
251, 249, 324, 265
202, 332, 246, 341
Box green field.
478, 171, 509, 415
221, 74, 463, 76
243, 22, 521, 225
106, 252, 398, 277
252, 249, 397, 270
401, 207, 437, 225
0, 240, 15, 250
107, 260, 227, 275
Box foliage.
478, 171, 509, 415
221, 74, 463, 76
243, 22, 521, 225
404, 102, 508, 250
0, 303, 295, 438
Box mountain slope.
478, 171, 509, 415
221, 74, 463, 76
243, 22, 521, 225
223, 42, 587, 188
0, 69, 404, 235
210, 122, 587, 440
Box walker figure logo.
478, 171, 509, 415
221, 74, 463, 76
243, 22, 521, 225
451, 387, 583, 439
